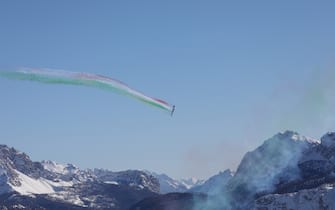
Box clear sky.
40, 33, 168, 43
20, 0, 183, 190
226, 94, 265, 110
0, 1, 334, 179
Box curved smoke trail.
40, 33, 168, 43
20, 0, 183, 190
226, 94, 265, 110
0, 68, 175, 115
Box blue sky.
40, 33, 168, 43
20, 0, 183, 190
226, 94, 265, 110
0, 1, 334, 179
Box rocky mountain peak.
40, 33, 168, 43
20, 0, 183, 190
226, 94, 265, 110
0, 145, 30, 167
93, 169, 160, 193
0, 145, 45, 182
273, 130, 319, 144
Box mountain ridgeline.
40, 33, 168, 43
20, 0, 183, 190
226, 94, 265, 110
132, 131, 335, 210
1, 131, 335, 209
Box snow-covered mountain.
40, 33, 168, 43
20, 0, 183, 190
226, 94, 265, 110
0, 145, 159, 209
145, 171, 204, 193
224, 130, 319, 208
209, 130, 327, 209
132, 131, 335, 210
196, 130, 335, 210
0, 145, 58, 195
254, 131, 335, 209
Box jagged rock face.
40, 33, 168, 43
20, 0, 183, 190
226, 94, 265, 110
0, 145, 45, 187
92, 169, 160, 193
0, 145, 45, 179
42, 160, 95, 183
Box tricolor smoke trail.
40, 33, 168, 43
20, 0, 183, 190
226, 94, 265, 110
0, 68, 175, 115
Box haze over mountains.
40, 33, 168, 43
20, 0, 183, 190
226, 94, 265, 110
1, 130, 335, 209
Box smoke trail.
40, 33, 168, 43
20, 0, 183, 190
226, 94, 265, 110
0, 68, 175, 114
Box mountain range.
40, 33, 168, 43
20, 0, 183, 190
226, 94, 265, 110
1, 130, 335, 209
132, 131, 335, 210
0, 144, 206, 209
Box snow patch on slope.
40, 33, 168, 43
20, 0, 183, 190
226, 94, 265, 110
104, 181, 119, 185
10, 170, 55, 195
8, 169, 74, 195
